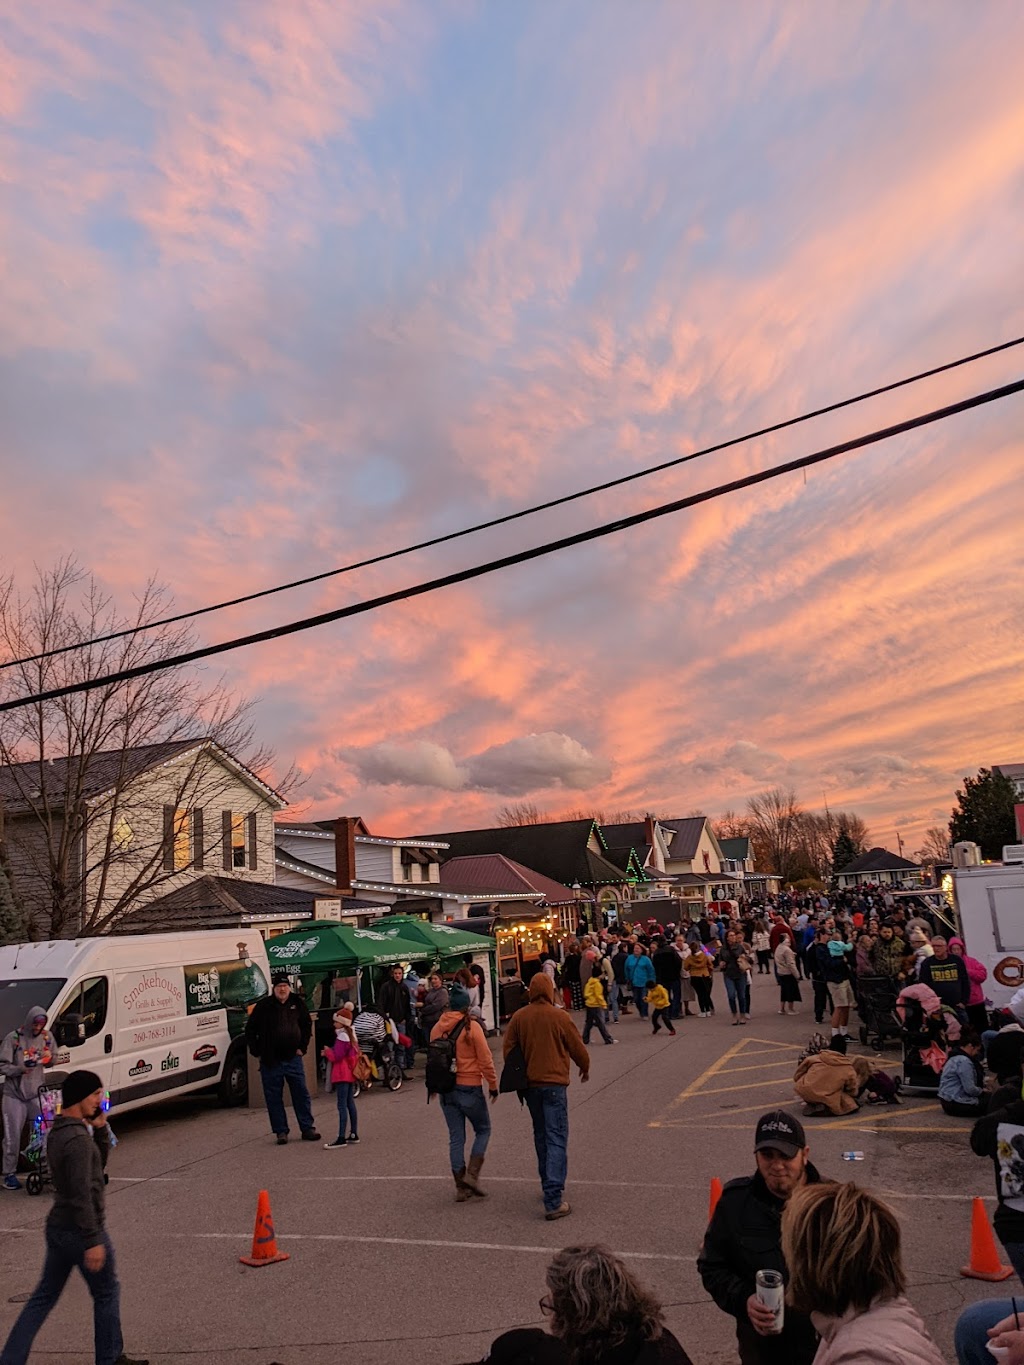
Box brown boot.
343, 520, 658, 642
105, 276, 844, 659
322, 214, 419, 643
453, 1168, 471, 1202
464, 1154, 487, 1197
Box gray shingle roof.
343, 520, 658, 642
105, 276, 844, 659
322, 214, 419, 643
0, 739, 284, 813
661, 816, 709, 861
835, 846, 921, 876
414, 819, 630, 887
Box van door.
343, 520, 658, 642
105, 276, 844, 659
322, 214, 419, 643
51, 975, 114, 1092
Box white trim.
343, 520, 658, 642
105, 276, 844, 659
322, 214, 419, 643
352, 879, 539, 903
87, 739, 287, 810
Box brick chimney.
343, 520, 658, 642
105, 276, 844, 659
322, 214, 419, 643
333, 817, 357, 894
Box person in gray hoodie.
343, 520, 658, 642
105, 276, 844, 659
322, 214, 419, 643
0, 1005, 52, 1191
0, 1069, 147, 1365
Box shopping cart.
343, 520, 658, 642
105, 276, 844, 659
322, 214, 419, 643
24, 1083, 62, 1197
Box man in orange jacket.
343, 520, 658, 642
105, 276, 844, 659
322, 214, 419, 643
503, 974, 589, 1221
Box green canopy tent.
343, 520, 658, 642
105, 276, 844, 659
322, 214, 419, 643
264, 920, 430, 1010
368, 915, 498, 1029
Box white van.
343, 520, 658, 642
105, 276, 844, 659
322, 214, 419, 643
0, 931, 272, 1113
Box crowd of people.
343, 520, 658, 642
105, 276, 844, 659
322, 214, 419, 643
4, 882, 1022, 1364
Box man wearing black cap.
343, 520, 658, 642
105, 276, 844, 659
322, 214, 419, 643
244, 972, 320, 1145
0, 1070, 146, 1365
697, 1109, 822, 1365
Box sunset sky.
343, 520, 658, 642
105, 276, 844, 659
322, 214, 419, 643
1, 2, 1023, 856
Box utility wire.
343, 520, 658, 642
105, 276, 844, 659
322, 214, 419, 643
1, 374, 1019, 715
4, 331, 1024, 672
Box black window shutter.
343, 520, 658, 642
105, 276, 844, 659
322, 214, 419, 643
162, 806, 176, 871
222, 811, 233, 871
193, 808, 204, 870
247, 813, 258, 870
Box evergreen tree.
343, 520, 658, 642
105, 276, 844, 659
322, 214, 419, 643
949, 768, 1018, 861
831, 830, 858, 875
0, 862, 25, 947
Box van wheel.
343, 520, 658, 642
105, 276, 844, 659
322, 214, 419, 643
217, 1046, 248, 1106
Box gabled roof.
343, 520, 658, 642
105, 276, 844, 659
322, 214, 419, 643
0, 739, 286, 814
414, 819, 630, 887
439, 854, 578, 904
661, 816, 709, 861
600, 822, 650, 850
116, 875, 315, 931
835, 846, 921, 876
719, 837, 751, 861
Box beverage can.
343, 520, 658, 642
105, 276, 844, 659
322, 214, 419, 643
842, 1151, 865, 1161
755, 1268, 784, 1334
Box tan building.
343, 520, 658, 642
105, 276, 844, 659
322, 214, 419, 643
0, 739, 286, 937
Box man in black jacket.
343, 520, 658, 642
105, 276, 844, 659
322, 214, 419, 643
651, 937, 684, 1021
245, 973, 320, 1145
804, 929, 833, 1025
0, 1070, 147, 1365
697, 1110, 822, 1365
378, 964, 415, 1070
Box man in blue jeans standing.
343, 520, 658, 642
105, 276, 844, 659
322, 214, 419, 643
245, 972, 321, 1145
0, 1069, 147, 1365
502, 974, 589, 1221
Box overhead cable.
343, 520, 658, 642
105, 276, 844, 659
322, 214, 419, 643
0, 373, 1019, 715
4, 331, 1023, 671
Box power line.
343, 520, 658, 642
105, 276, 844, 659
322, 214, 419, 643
1, 373, 1019, 715
4, 331, 1023, 672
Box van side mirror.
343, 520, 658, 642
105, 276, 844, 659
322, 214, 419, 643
53, 1014, 85, 1048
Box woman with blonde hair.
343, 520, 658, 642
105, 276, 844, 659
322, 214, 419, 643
781, 1182, 943, 1364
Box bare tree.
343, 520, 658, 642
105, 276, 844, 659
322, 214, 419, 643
915, 826, 951, 868
834, 811, 870, 855
793, 811, 833, 881
713, 809, 751, 841
0, 559, 298, 938
746, 787, 803, 884
495, 801, 547, 827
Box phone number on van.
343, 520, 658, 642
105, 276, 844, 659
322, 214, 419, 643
133, 1025, 176, 1045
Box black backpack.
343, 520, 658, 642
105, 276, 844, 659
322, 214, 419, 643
425, 1017, 468, 1100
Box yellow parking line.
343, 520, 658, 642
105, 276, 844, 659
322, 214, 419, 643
665, 1038, 749, 1112
718, 1059, 803, 1075
698, 1078, 797, 1097
815, 1103, 936, 1129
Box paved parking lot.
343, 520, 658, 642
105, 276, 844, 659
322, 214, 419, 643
0, 987, 1012, 1363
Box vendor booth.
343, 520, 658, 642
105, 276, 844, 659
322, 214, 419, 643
367, 915, 498, 1032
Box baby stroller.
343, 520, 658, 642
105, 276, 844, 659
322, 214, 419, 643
897, 993, 948, 1096
856, 976, 903, 1052
24, 1084, 62, 1197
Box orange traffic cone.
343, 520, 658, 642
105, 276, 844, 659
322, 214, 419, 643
960, 1197, 1012, 1281
708, 1177, 724, 1222
240, 1189, 290, 1268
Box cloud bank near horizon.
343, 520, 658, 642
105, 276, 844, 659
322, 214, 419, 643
1, 2, 1022, 852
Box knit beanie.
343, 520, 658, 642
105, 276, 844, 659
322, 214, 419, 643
449, 983, 471, 1010
62, 1070, 103, 1109
528, 973, 555, 1003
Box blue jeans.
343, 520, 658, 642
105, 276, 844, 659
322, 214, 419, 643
334, 1081, 358, 1141
440, 1085, 491, 1173
955, 1299, 1016, 1364
524, 1085, 569, 1212
669, 979, 682, 1018
608, 980, 620, 1022
724, 975, 750, 1015
631, 980, 649, 1017
0, 1228, 122, 1365
260, 1055, 315, 1136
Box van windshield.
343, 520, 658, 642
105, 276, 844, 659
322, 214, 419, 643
0, 979, 66, 1041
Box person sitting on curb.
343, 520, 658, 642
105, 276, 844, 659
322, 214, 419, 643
479, 1244, 694, 1364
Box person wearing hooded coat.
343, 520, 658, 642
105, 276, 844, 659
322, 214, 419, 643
0, 1006, 52, 1191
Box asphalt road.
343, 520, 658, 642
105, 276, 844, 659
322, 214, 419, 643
0, 978, 1013, 1364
